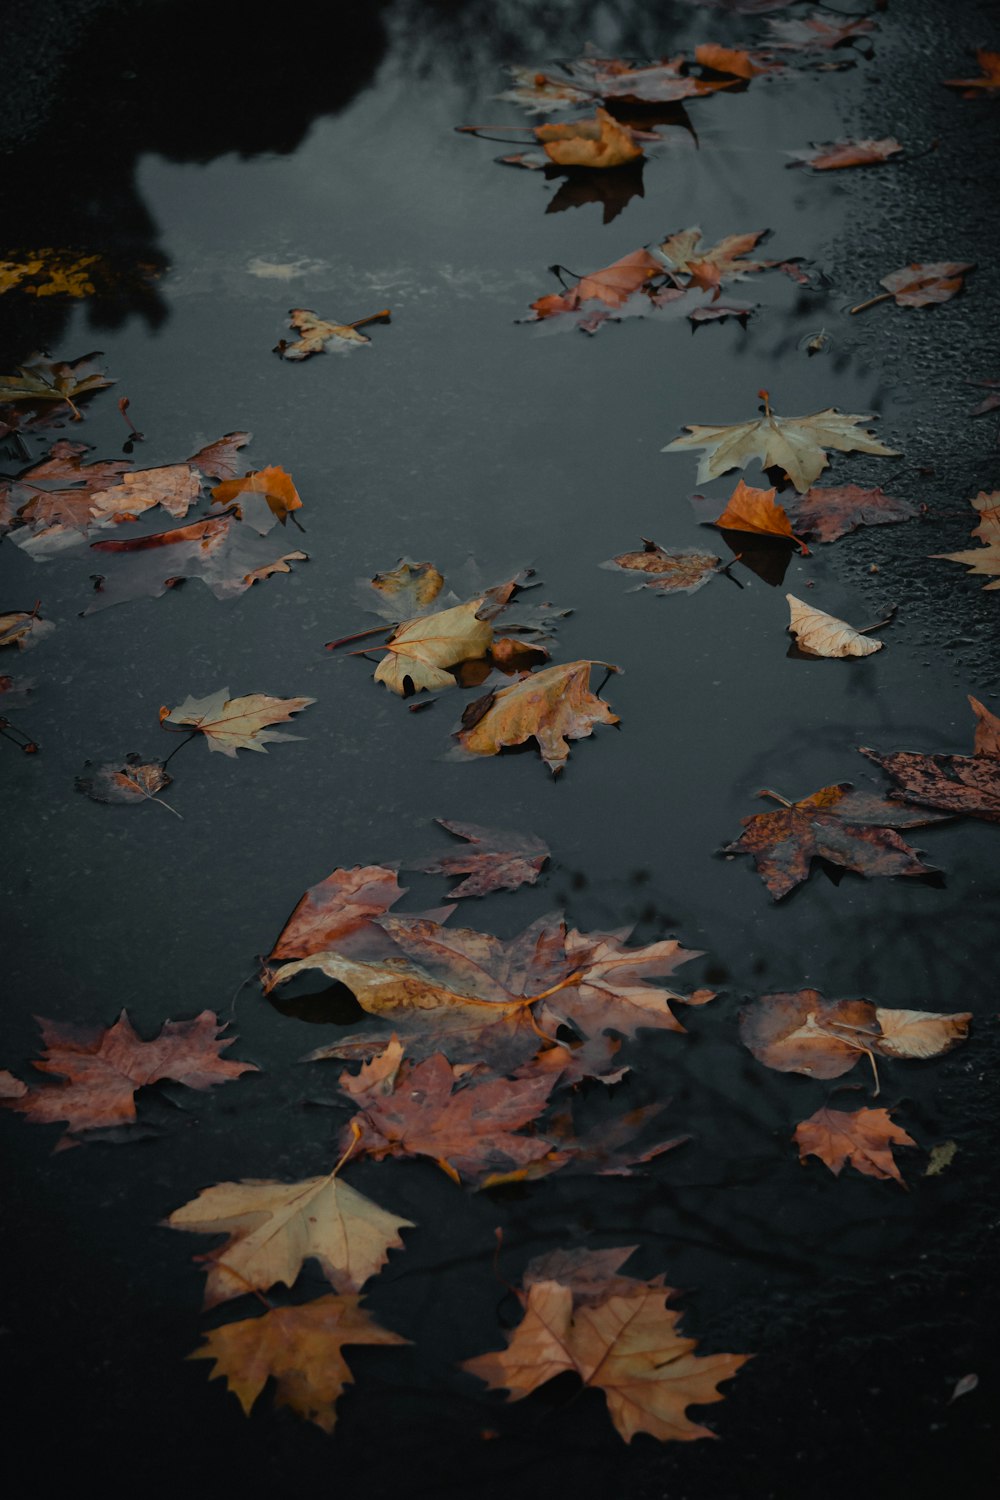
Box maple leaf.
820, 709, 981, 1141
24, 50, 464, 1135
766, 13, 878, 51
541, 930, 715, 1039
740, 990, 970, 1079
462, 1254, 749, 1441
658, 227, 796, 291
496, 67, 594, 112
786, 594, 882, 658
604, 538, 722, 594
342, 1051, 558, 1184
693, 44, 781, 79
0, 352, 113, 420
860, 693, 1000, 823
412, 819, 549, 898
851, 261, 975, 314
532, 107, 645, 169
794, 1106, 917, 1185
269, 864, 406, 960
932, 489, 1000, 590
190, 1294, 409, 1432
367, 559, 446, 618
275, 307, 391, 359
84, 510, 308, 611
211, 465, 302, 532
75, 754, 179, 817
723, 783, 944, 900
1, 440, 131, 535
782, 484, 917, 543
372, 598, 494, 694
529, 249, 666, 324
188, 431, 253, 483
161, 686, 315, 756
579, 56, 738, 104
0, 607, 55, 651
167, 1169, 413, 1306
3, 1011, 256, 1144
455, 659, 620, 774
944, 49, 1000, 97
480, 1102, 685, 1187
787, 138, 903, 171
708, 478, 808, 549
664, 400, 899, 493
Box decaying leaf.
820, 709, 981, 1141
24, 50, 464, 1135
786, 594, 882, 658
211, 466, 302, 532
85, 511, 308, 611
0, 607, 55, 651
658, 227, 799, 291
161, 686, 315, 757
787, 138, 903, 171
541, 930, 715, 1039
274, 307, 391, 359
373, 598, 494, 694
455, 659, 620, 774
944, 49, 1000, 97
529, 248, 666, 327
412, 819, 549, 898
664, 401, 899, 493
533, 107, 645, 169
932, 489, 1000, 590
724, 783, 943, 899
190, 1294, 409, 1432
342, 1050, 558, 1184
740, 990, 970, 1079
0, 352, 114, 419
3, 1011, 256, 1144
852, 261, 975, 314
75, 754, 178, 817
861, 693, 1000, 823
693, 44, 782, 79
783, 484, 917, 543
794, 1106, 917, 1184
269, 865, 406, 960
766, 12, 877, 51
367, 559, 446, 618
708, 479, 807, 549
604, 538, 722, 594
462, 1251, 749, 1442
167, 1170, 413, 1306
498, 55, 738, 112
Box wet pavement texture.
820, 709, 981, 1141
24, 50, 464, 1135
1, 2, 998, 1496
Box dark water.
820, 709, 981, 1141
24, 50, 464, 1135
2, 3, 998, 1496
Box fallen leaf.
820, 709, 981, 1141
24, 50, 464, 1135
167, 1170, 413, 1306
604, 538, 722, 594
709, 479, 807, 549
932, 489, 1000, 589
944, 49, 1000, 97
497, 67, 594, 112
852, 261, 975, 313
782, 484, 917, 543
694, 44, 781, 79
455, 660, 620, 774
275, 307, 390, 359
664, 402, 899, 493
787, 138, 903, 170
412, 819, 549, 898
541, 930, 715, 1038
948, 1372, 979, 1401
860, 693, 1000, 822
339, 1038, 406, 1100
211, 465, 302, 532
3, 1011, 256, 1144
967, 379, 1000, 417
75, 754, 179, 817
924, 1141, 958, 1177
766, 13, 878, 51
0, 608, 55, 651
786, 594, 882, 657
724, 783, 943, 899
534, 107, 645, 168
740, 990, 970, 1077
1, 440, 131, 535
529, 249, 666, 324
188, 431, 253, 483
161, 686, 315, 757
190, 1294, 409, 1432
342, 1051, 558, 1184
269, 865, 406, 960
85, 511, 308, 611
794, 1105, 916, 1184
0, 352, 114, 419
658, 227, 789, 291
462, 1256, 749, 1441
373, 598, 494, 695
367, 559, 447, 618
0, 1070, 27, 1097
498, 55, 737, 111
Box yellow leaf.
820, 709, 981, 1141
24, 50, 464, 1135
161, 686, 314, 756
374, 598, 493, 694
786, 594, 882, 657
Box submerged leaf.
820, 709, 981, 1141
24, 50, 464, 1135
787, 138, 903, 170
860, 693, 1000, 822
604, 538, 721, 594
456, 659, 619, 774
412, 820, 549, 898
794, 1106, 916, 1184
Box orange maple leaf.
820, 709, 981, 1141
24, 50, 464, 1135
456, 659, 620, 774
710, 478, 808, 551
794, 1106, 917, 1184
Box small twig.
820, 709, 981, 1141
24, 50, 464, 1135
0, 717, 38, 753
757, 787, 793, 808
325, 623, 393, 651
161, 729, 198, 768
849, 291, 893, 315
859, 603, 898, 636
117, 396, 144, 442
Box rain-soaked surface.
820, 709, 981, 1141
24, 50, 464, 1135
2, 2, 998, 1495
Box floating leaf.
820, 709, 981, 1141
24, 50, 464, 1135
456, 660, 619, 774
161, 686, 314, 757
793, 1106, 916, 1184
786, 594, 882, 658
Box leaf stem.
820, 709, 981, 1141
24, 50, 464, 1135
325, 623, 394, 651
849, 291, 893, 315
330, 1120, 362, 1181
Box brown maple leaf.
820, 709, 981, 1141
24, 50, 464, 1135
658, 227, 798, 291
944, 49, 1000, 97
787, 138, 903, 171
462, 1254, 749, 1441
268, 864, 406, 960
341, 1050, 558, 1184
782, 484, 917, 543
274, 308, 390, 359
932, 489, 1000, 590
482, 1102, 687, 1186
860, 693, 1000, 823
411, 819, 549, 898
3, 1010, 256, 1144
188, 431, 253, 483
456, 659, 620, 775
0, 352, 114, 421
533, 107, 645, 169
709, 479, 808, 549
851, 261, 975, 314
75, 753, 179, 817
85, 510, 308, 611
724, 783, 944, 900
167, 1167, 413, 1306
604, 538, 722, 595
161, 686, 314, 756
794, 1106, 917, 1185
541, 930, 715, 1039
766, 13, 877, 51
190, 1294, 409, 1432
693, 43, 782, 79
